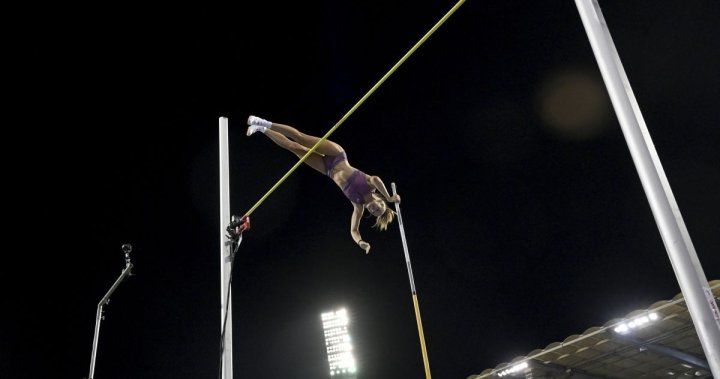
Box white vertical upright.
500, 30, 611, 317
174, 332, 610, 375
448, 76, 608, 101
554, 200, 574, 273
219, 117, 234, 379
575, 1, 720, 376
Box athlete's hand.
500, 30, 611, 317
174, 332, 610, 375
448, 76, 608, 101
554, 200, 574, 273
359, 240, 371, 254
387, 194, 401, 203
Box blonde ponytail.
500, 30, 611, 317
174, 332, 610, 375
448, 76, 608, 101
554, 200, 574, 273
372, 205, 396, 231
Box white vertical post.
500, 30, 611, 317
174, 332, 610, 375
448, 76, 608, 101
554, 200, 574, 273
219, 117, 234, 379
575, 1, 720, 375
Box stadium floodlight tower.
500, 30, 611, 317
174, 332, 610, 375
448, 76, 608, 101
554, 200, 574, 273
321, 308, 357, 378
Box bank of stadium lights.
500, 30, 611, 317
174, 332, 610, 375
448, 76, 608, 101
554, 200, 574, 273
321, 308, 357, 377
613, 312, 660, 335
496, 361, 528, 377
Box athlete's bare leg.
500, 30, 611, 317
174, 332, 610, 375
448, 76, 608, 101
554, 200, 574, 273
261, 129, 326, 175
268, 123, 344, 156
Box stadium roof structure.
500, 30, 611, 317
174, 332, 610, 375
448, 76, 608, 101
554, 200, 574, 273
469, 280, 719, 379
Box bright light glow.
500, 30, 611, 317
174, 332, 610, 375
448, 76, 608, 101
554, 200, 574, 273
613, 312, 661, 335
614, 323, 629, 334
497, 361, 528, 377
322, 308, 356, 376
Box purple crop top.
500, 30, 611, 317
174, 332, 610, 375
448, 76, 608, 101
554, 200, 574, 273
342, 170, 375, 204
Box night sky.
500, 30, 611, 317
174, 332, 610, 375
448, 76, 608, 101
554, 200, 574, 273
5, 1, 720, 379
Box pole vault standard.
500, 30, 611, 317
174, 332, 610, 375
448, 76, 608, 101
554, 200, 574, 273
391, 183, 432, 379
219, 117, 234, 379
575, 1, 720, 376
87, 244, 134, 379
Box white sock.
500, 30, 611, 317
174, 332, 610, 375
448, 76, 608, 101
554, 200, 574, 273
247, 124, 268, 136
248, 115, 273, 128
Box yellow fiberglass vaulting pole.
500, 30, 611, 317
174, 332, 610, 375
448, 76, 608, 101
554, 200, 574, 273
392, 182, 432, 379
243, 0, 466, 218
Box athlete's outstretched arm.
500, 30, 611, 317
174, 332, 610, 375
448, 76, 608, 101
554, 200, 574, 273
369, 176, 400, 203
350, 203, 370, 253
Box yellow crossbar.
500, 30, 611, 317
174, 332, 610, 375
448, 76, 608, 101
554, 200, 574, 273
243, 0, 466, 217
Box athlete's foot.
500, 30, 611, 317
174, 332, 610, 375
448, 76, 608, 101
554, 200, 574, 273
247, 115, 273, 128
246, 124, 266, 136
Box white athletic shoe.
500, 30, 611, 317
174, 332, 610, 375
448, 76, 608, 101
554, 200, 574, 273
247, 115, 272, 128
246, 124, 266, 136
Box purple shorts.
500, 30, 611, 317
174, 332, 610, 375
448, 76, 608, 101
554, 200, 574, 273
322, 151, 347, 176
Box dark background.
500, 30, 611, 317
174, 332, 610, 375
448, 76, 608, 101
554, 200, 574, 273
4, 1, 719, 378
